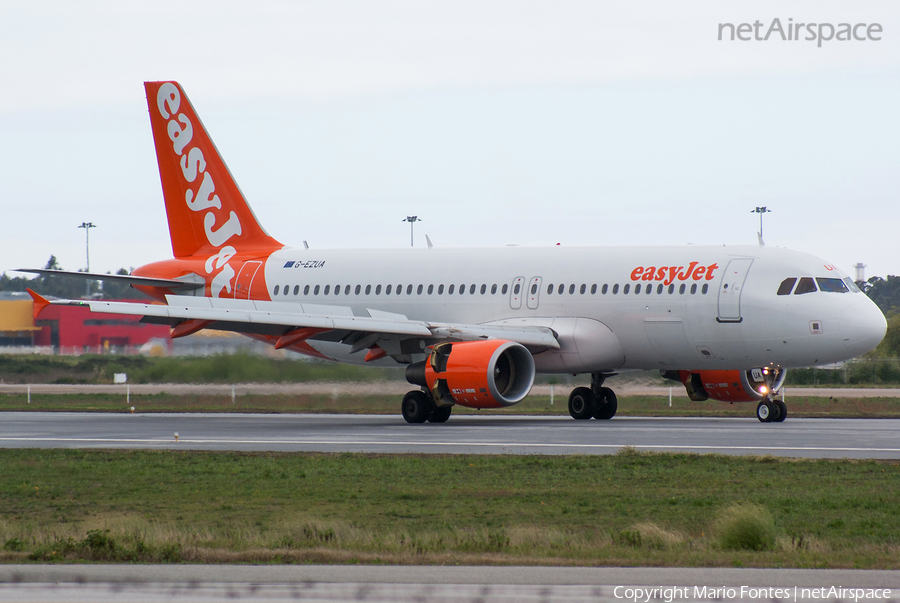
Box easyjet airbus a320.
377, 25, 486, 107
23, 81, 887, 424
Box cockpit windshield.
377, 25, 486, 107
777, 276, 858, 295
816, 277, 849, 293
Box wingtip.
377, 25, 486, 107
26, 288, 51, 320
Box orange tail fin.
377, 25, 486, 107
144, 81, 282, 259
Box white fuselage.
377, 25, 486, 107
258, 244, 886, 373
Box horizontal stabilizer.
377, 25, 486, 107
15, 269, 204, 291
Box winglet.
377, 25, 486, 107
26, 288, 51, 321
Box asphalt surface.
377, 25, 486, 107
0, 565, 898, 602
1, 412, 899, 458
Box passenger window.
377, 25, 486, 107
386, 285, 392, 294
470, 284, 476, 294
273, 285, 280, 296
679, 284, 685, 294
591, 284, 597, 294
635, 284, 641, 294
449, 284, 455, 294
462, 284, 467, 295
491, 284, 497, 294
397, 285, 403, 295
365, 285, 371, 295
646, 285, 652, 295
612, 284, 619, 294
531, 283, 537, 295
284, 286, 289, 296
547, 284, 554, 294
602, 284, 608, 294
513, 284, 519, 294
580, 284, 586, 294
304, 285, 310, 295
438, 284, 444, 294
314, 285, 320, 295
482, 284, 487, 294
777, 278, 796, 296
375, 285, 381, 295
702, 284, 708, 294
345, 285, 351, 295
407, 285, 413, 295
690, 284, 697, 294
668, 284, 674, 294
427, 284, 434, 295
623, 284, 630, 294
558, 284, 564, 294
794, 277, 817, 295
569, 284, 575, 294
657, 284, 663, 294
416, 284, 423, 295
324, 285, 331, 295
502, 284, 509, 294
816, 278, 849, 293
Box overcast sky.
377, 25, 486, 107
2, 0, 898, 280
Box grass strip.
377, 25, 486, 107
0, 449, 898, 567
2, 393, 900, 418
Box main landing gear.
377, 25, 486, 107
756, 399, 787, 423
401, 390, 453, 424
568, 374, 617, 421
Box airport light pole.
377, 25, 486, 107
78, 221, 96, 298
402, 216, 421, 247
751, 207, 771, 239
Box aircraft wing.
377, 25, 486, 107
15, 269, 204, 291
30, 292, 560, 354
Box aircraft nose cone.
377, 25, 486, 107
841, 299, 887, 357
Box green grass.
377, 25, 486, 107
0, 353, 404, 385
1, 449, 898, 567
2, 393, 900, 418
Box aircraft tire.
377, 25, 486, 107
402, 390, 435, 424
593, 387, 618, 420
774, 400, 787, 422
568, 387, 596, 420
756, 400, 774, 422
427, 405, 453, 423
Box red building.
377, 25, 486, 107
31, 303, 172, 354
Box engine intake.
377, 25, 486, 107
406, 340, 535, 408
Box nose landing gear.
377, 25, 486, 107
756, 399, 787, 422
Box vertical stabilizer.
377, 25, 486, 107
144, 81, 282, 259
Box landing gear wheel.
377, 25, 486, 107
428, 405, 452, 423
568, 387, 596, 420
773, 400, 787, 422
756, 400, 774, 423
402, 390, 435, 424
592, 387, 618, 420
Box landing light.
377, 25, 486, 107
759, 386, 768, 394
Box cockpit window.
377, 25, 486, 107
777, 278, 796, 296
843, 277, 861, 293
816, 277, 849, 293
794, 277, 817, 295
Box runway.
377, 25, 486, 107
1, 412, 898, 458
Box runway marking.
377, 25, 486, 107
1, 437, 899, 454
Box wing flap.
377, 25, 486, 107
43, 294, 559, 348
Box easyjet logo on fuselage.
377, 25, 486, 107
630, 262, 719, 286
156, 83, 242, 298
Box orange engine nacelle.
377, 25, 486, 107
405, 340, 535, 409
674, 368, 786, 403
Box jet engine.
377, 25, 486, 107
666, 368, 786, 403
405, 340, 535, 408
